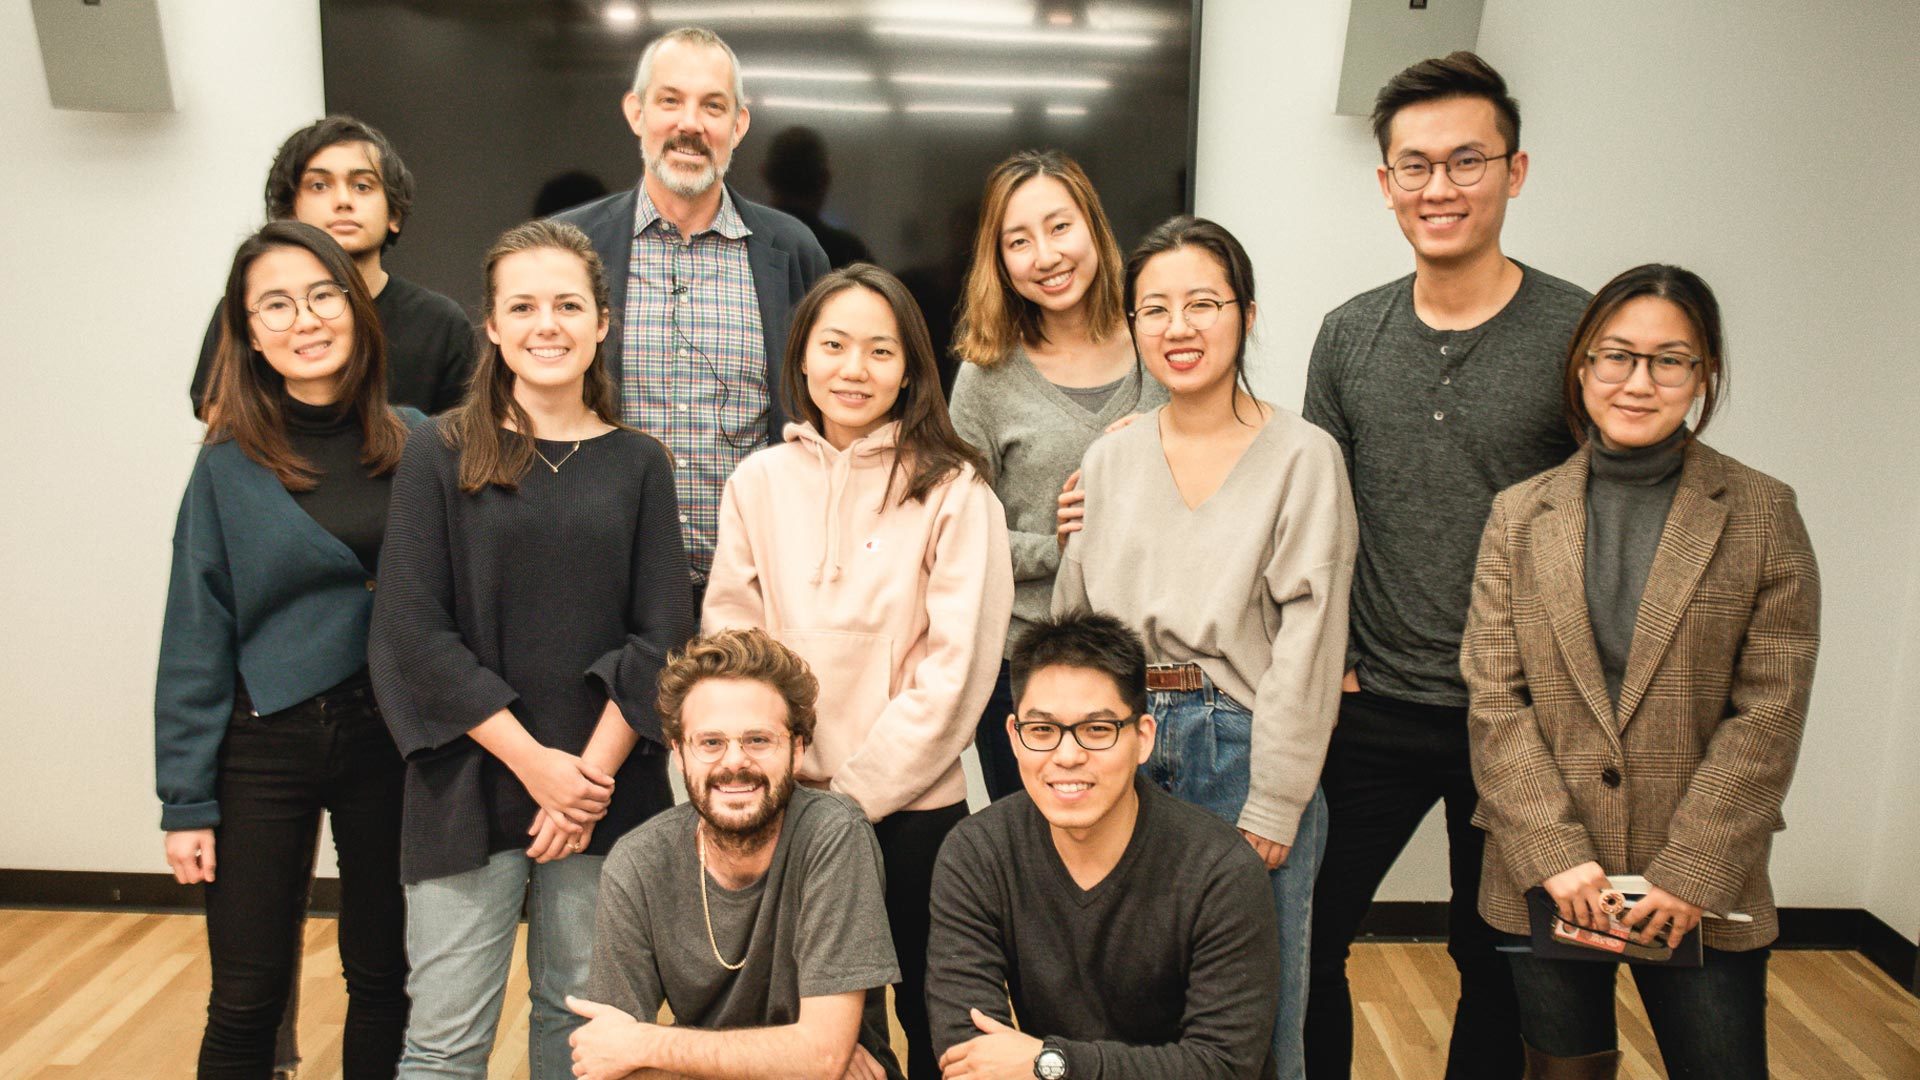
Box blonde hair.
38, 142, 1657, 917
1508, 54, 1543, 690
953, 150, 1126, 367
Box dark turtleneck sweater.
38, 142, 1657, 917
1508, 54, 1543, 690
1584, 425, 1688, 702
285, 397, 394, 574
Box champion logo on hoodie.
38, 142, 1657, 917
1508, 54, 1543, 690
861, 537, 881, 553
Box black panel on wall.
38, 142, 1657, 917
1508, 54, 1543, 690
319, 0, 1202, 361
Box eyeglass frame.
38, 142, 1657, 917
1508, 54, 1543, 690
1385, 148, 1516, 191
247, 282, 350, 333
1011, 714, 1140, 753
680, 730, 795, 763
1128, 297, 1240, 337
1584, 348, 1704, 388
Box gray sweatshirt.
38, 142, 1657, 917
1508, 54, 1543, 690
949, 346, 1167, 658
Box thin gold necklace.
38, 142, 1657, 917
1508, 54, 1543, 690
697, 823, 748, 971
533, 439, 581, 473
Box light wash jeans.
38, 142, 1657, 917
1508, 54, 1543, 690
398, 849, 604, 1080
1147, 680, 1329, 1080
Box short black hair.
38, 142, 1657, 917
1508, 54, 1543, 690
1370, 51, 1520, 161
264, 116, 415, 251
1010, 613, 1148, 719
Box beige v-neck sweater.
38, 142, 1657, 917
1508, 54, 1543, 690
1053, 406, 1358, 844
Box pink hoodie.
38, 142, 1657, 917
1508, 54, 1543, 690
704, 421, 1014, 820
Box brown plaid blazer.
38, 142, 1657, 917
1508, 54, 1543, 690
1462, 439, 1819, 950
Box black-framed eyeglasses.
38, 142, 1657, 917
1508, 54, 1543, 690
684, 731, 791, 763
1129, 298, 1238, 336
248, 283, 349, 332
1585, 349, 1702, 388
1387, 149, 1514, 191
1013, 715, 1137, 752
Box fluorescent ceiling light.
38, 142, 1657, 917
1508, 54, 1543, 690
743, 67, 876, 83
646, 2, 860, 20
904, 101, 1018, 115
1045, 104, 1090, 117
758, 95, 892, 114
604, 1, 638, 26
889, 73, 1110, 91
874, 24, 1155, 49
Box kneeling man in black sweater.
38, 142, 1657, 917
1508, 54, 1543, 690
927, 614, 1282, 1080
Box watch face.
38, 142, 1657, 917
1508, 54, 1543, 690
1035, 1048, 1068, 1080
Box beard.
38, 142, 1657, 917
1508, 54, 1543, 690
645, 131, 729, 199
687, 759, 795, 854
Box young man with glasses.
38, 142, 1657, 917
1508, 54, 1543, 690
189, 116, 474, 418
926, 614, 1281, 1080
556, 26, 829, 603
567, 629, 902, 1080
1301, 52, 1592, 1080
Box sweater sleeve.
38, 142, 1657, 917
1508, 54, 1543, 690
1049, 466, 1091, 619
831, 478, 1014, 820
369, 433, 520, 759
1239, 436, 1359, 845
1463, 493, 1600, 887
587, 440, 696, 748
924, 826, 1014, 1060
1055, 848, 1281, 1080
153, 455, 238, 831
1644, 490, 1820, 914
700, 471, 767, 633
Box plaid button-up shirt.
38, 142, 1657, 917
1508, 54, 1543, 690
623, 186, 768, 585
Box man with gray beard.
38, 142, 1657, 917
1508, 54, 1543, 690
557, 27, 829, 604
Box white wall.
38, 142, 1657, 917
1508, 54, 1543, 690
1195, 0, 1920, 930
4, 1, 1917, 944
0, 1, 326, 874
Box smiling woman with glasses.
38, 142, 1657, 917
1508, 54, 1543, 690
1464, 263, 1818, 1077
156, 221, 421, 1077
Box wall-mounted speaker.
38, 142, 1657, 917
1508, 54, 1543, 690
1336, 0, 1485, 117
30, 0, 175, 113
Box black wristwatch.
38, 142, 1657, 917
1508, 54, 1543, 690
1034, 1040, 1068, 1079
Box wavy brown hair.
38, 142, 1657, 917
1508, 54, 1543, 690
782, 264, 991, 504
953, 149, 1127, 367
657, 628, 820, 745
443, 219, 625, 493
203, 221, 405, 490
1564, 263, 1728, 443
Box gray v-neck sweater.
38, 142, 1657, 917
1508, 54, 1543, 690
949, 346, 1167, 657
1052, 408, 1357, 844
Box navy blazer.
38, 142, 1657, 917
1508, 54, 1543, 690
556, 184, 831, 443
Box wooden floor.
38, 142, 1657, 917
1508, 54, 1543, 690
2, 909, 1917, 1078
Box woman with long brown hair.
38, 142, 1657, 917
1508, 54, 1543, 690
156, 220, 419, 1077
704, 263, 1014, 1078
369, 219, 695, 1079
947, 149, 1166, 801
1464, 264, 1819, 1078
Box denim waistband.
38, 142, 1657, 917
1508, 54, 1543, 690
1147, 665, 1247, 712
235, 669, 378, 721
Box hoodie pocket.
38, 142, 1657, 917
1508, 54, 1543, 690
776, 628, 894, 781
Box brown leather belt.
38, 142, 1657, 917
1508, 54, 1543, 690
1145, 662, 1205, 693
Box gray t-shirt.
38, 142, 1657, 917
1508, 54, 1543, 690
585, 786, 904, 1077
1304, 263, 1589, 705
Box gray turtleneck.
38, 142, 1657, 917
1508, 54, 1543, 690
1584, 427, 1688, 701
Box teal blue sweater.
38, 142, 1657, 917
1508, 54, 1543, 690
153, 409, 424, 830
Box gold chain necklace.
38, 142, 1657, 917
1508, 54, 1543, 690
533, 439, 581, 473
697, 823, 748, 971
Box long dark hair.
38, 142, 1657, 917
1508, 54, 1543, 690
782, 264, 991, 504
1564, 263, 1728, 442
203, 221, 405, 490
1123, 215, 1260, 425
444, 219, 627, 493
953, 149, 1128, 367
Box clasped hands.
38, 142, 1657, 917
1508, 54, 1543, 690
1543, 860, 1703, 947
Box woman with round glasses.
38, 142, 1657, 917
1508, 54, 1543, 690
1052, 216, 1358, 1076
947, 150, 1167, 802
1463, 264, 1820, 1077
156, 221, 421, 1077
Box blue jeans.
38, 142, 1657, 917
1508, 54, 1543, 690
1507, 940, 1769, 1077
398, 849, 605, 1080
1147, 682, 1328, 1080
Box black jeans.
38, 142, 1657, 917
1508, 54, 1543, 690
198, 677, 409, 1079
1303, 690, 1522, 1080
874, 800, 970, 1080
1508, 943, 1769, 1077
969, 660, 1022, 803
